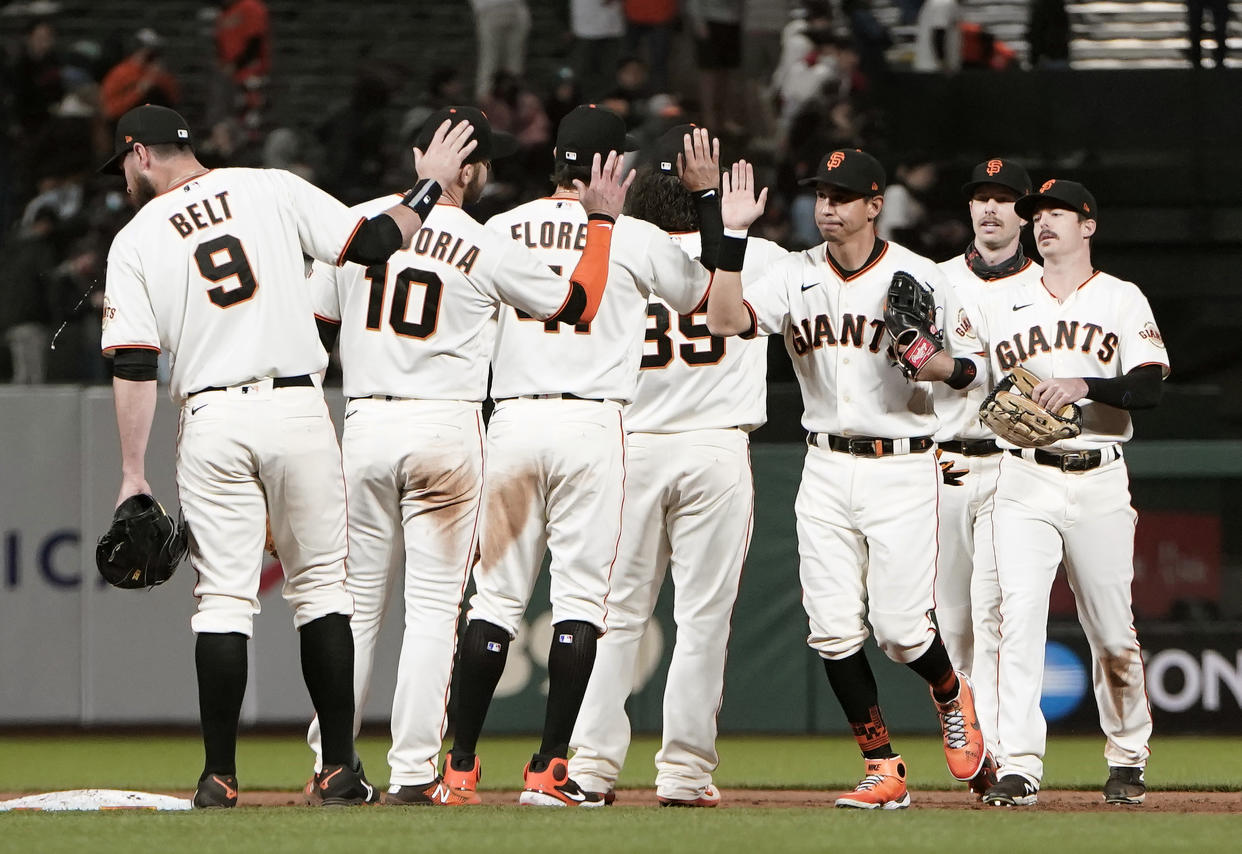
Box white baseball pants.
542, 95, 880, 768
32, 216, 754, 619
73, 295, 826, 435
569, 428, 753, 800
991, 453, 1151, 785
934, 450, 1002, 754
307, 398, 484, 786
177, 382, 353, 637
797, 444, 941, 664
467, 397, 625, 636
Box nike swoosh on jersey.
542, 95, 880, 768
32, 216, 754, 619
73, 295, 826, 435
800, 282, 820, 292
1013, 303, 1033, 310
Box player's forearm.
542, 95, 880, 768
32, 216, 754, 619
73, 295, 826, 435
559, 214, 616, 324
114, 377, 157, 482
705, 270, 751, 336
693, 189, 723, 271
1083, 364, 1164, 410
916, 351, 982, 390
343, 180, 445, 266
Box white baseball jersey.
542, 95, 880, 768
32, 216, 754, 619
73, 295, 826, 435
742, 239, 980, 437
102, 168, 366, 400
308, 199, 578, 400
625, 233, 789, 433
932, 255, 1044, 442
486, 198, 711, 401
972, 270, 1171, 450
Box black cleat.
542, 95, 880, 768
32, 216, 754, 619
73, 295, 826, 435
313, 762, 379, 806
982, 774, 1038, 807
193, 773, 239, 809
1103, 766, 1146, 805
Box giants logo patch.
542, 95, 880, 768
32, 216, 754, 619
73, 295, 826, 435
1139, 321, 1165, 348
986, 159, 1003, 176
101, 296, 116, 330
1040, 179, 1057, 193
826, 151, 845, 170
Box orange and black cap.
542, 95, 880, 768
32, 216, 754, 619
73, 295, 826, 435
99, 104, 192, 175
555, 104, 639, 166
797, 148, 886, 196
1015, 178, 1098, 222
415, 105, 517, 164
962, 158, 1031, 197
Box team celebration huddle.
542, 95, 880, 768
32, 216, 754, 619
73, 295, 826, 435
95, 98, 1168, 811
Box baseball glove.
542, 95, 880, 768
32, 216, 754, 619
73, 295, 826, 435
264, 517, 279, 561
884, 271, 944, 379
96, 494, 188, 589
979, 366, 1083, 448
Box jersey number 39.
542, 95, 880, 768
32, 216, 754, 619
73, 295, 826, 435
642, 302, 725, 369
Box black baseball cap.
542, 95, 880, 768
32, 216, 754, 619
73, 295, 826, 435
1015, 178, 1098, 222
961, 158, 1031, 197
555, 104, 639, 166
414, 105, 517, 164
650, 123, 700, 175
797, 148, 886, 195
99, 104, 193, 175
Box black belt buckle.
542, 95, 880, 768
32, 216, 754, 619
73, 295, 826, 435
1058, 452, 1092, 472
849, 437, 884, 457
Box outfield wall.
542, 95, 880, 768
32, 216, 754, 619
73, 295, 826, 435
1, 388, 1239, 735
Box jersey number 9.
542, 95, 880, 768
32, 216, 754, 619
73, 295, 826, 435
195, 234, 257, 308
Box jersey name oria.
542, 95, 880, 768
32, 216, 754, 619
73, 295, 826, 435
790, 312, 888, 357
168, 191, 233, 237
994, 320, 1119, 369
509, 220, 589, 251
405, 224, 480, 274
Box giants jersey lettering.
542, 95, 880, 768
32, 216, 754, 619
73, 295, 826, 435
486, 199, 709, 402
743, 240, 978, 437
309, 200, 573, 401
932, 254, 1043, 442
101, 168, 365, 401
625, 232, 789, 433
973, 270, 1170, 449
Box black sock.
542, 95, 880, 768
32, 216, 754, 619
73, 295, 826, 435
906, 635, 960, 702
195, 632, 248, 778
299, 613, 355, 768
822, 651, 895, 759
539, 620, 598, 758
450, 620, 511, 756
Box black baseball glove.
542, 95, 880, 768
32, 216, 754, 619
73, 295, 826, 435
96, 494, 188, 589
884, 271, 944, 379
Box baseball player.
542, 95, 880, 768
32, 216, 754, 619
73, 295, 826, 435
99, 104, 476, 808
970, 180, 1167, 807
706, 152, 987, 809
445, 105, 712, 808
303, 106, 630, 805
931, 158, 1041, 788
568, 126, 789, 807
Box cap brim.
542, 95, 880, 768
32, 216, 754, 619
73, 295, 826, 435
488, 131, 518, 161
98, 149, 128, 176
1014, 194, 1084, 220
796, 176, 878, 194
962, 179, 1027, 198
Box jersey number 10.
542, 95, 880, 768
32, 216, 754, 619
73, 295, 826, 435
362, 264, 443, 339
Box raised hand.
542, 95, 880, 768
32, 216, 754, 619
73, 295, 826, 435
721, 159, 767, 231
679, 127, 721, 192
412, 119, 478, 187
575, 151, 637, 221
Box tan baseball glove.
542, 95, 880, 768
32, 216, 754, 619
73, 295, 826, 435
264, 517, 279, 561
979, 365, 1083, 448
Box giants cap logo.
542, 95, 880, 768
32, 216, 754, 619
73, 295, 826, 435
125, 135, 133, 143
826, 151, 845, 169
1040, 179, 1057, 193
986, 159, 1003, 176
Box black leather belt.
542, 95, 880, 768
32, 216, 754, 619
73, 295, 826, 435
808, 433, 935, 457
940, 439, 1001, 457
188, 374, 313, 398
1008, 446, 1119, 472
494, 393, 605, 403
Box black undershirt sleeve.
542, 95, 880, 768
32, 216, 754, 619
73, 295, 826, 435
111, 347, 159, 381
945, 357, 978, 390
341, 214, 403, 266
316, 317, 341, 353
1083, 363, 1165, 410
548, 283, 588, 325
693, 189, 723, 271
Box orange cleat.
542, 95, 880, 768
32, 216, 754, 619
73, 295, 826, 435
518, 756, 606, 808
933, 672, 986, 781
441, 750, 484, 805
835, 756, 911, 810
658, 784, 721, 807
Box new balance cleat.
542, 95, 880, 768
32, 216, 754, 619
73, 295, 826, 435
442, 750, 483, 805
193, 773, 238, 809
658, 784, 721, 808
1103, 766, 1146, 805
835, 757, 911, 810
314, 762, 379, 806
982, 774, 1038, 806
933, 672, 986, 781
386, 775, 476, 806
518, 756, 606, 808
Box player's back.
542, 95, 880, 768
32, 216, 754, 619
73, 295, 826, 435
626, 232, 787, 433
486, 198, 708, 402
106, 167, 358, 399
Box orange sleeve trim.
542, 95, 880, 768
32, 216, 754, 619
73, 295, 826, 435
568, 219, 615, 323
313, 313, 341, 325
102, 344, 161, 354
740, 300, 759, 340
336, 216, 368, 267
1134, 360, 1171, 377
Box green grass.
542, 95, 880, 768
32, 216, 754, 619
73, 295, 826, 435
1, 733, 1239, 793
3, 734, 1240, 854
2, 808, 1240, 854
